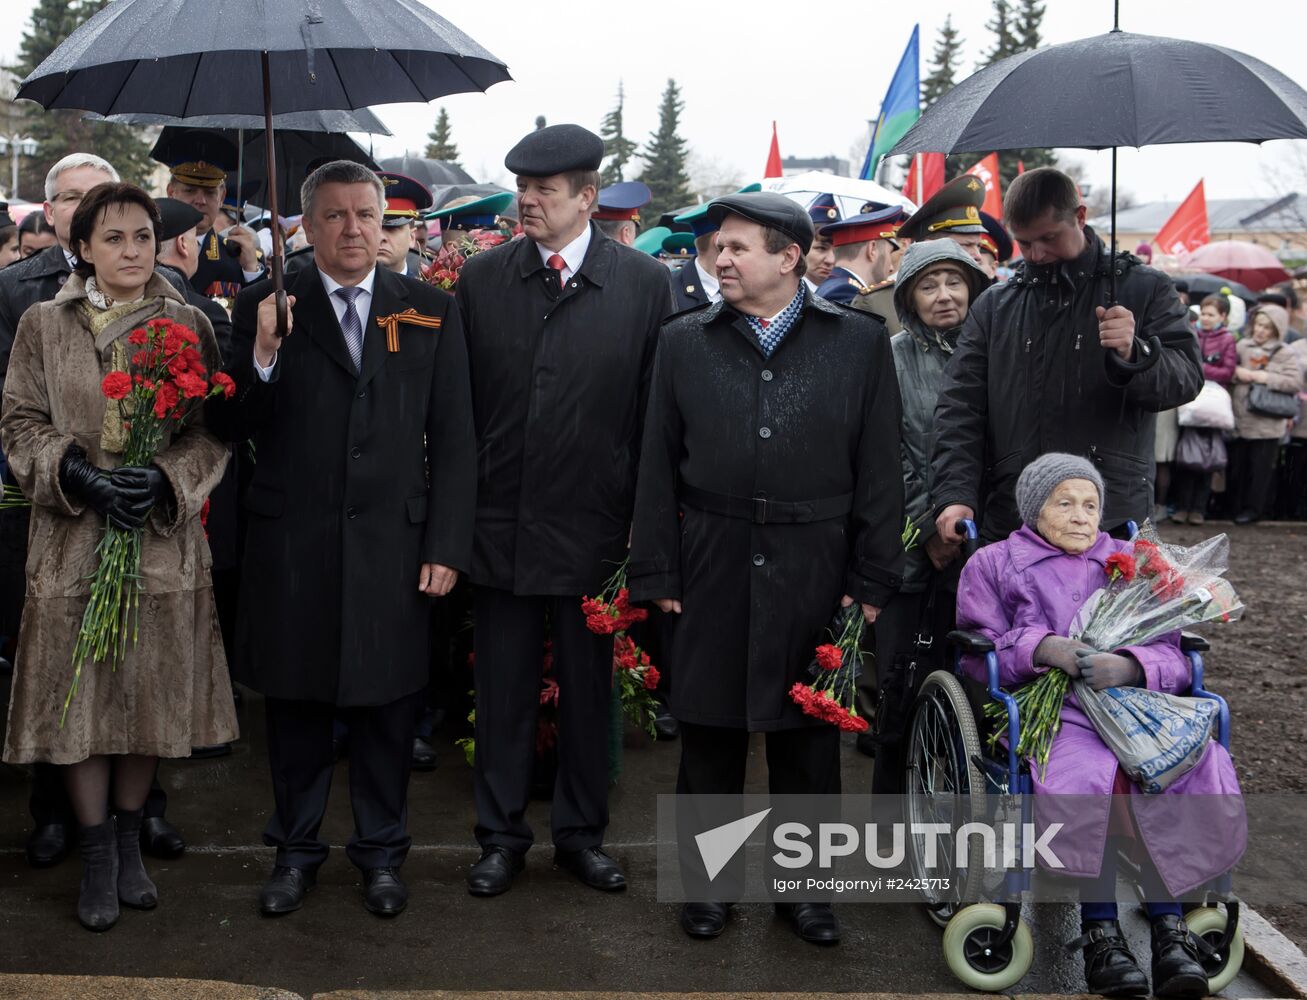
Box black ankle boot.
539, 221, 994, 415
1068, 920, 1149, 997
77, 821, 120, 931
112, 809, 157, 910
1150, 914, 1209, 997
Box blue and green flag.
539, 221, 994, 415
859, 25, 920, 181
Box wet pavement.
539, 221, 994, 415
0, 687, 1278, 997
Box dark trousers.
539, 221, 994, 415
1275, 439, 1307, 519
31, 763, 168, 829
1171, 466, 1214, 518
1228, 437, 1280, 517
676, 722, 841, 899
472, 587, 614, 854
263, 693, 420, 871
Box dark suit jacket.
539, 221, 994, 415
668, 260, 711, 314
205, 263, 476, 705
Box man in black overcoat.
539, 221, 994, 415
628, 192, 905, 945
454, 125, 672, 897
206, 160, 476, 918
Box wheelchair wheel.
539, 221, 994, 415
941, 903, 1033, 992
1183, 906, 1245, 995
904, 670, 987, 926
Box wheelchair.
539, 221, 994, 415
902, 520, 1244, 993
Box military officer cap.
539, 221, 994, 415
897, 173, 988, 242
661, 231, 697, 258
807, 193, 841, 229
424, 191, 515, 233
377, 171, 433, 228
706, 191, 815, 255
504, 124, 604, 177
169, 161, 227, 189
153, 197, 205, 242
674, 183, 762, 238
593, 181, 651, 222
978, 210, 1014, 263
633, 225, 673, 255
820, 205, 908, 248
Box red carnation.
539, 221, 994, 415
175, 371, 209, 399
127, 328, 148, 346
152, 382, 180, 419
211, 372, 236, 399
815, 644, 843, 671
101, 371, 132, 400
1105, 552, 1136, 583
642, 666, 661, 690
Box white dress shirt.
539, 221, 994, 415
694, 259, 721, 303
254, 267, 377, 381
535, 225, 592, 285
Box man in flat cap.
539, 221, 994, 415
628, 191, 904, 945
454, 124, 672, 898
166, 161, 264, 300
592, 181, 650, 247
814, 206, 905, 307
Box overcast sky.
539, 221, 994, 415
4, 0, 1306, 207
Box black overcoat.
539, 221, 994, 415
627, 292, 905, 731
455, 225, 672, 596
205, 263, 476, 706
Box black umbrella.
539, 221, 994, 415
149, 127, 379, 216
18, 0, 510, 335
1171, 273, 1258, 306
379, 155, 476, 189
890, 8, 1307, 366
86, 107, 392, 136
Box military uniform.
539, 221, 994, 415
377, 171, 433, 279
425, 191, 515, 249
853, 279, 900, 333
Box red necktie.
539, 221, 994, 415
547, 253, 566, 293
758, 317, 771, 328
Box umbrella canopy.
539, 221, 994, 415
1168, 273, 1258, 306
379, 156, 476, 189
16, 0, 511, 117
764, 171, 917, 221
1182, 241, 1292, 292
149, 127, 379, 215
86, 107, 392, 135
889, 31, 1307, 156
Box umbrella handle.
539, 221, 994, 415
275, 287, 289, 339
1110, 333, 1162, 373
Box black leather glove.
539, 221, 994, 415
110, 465, 173, 527
58, 446, 141, 530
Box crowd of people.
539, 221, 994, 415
0, 124, 1257, 998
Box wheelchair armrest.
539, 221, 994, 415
1180, 632, 1210, 654
948, 630, 996, 655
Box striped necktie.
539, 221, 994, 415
335, 286, 364, 372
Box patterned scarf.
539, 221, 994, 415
77, 286, 166, 454
745, 285, 806, 358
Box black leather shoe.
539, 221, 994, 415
1067, 920, 1149, 997
467, 847, 525, 897
1234, 510, 1260, 525
554, 846, 626, 892
363, 867, 408, 917
139, 817, 185, 859
26, 823, 71, 868
680, 901, 729, 938
776, 901, 841, 944
410, 736, 438, 771
653, 709, 679, 741
1150, 914, 1209, 997
259, 865, 316, 915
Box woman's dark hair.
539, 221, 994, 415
0, 225, 16, 254
1200, 293, 1230, 317
17, 212, 55, 236
69, 182, 162, 279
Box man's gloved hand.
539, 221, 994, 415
1075, 650, 1144, 690
110, 465, 173, 528
58, 446, 142, 530
1034, 634, 1095, 676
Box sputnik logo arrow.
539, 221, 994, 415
695, 807, 771, 881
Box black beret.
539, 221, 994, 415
706, 192, 815, 255
504, 124, 604, 177
153, 197, 205, 242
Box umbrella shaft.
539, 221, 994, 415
261, 51, 288, 339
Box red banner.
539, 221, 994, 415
903, 152, 945, 206
1154, 179, 1209, 255
764, 121, 783, 179
964, 153, 1004, 219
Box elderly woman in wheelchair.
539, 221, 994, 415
926, 452, 1246, 997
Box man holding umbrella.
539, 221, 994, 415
206, 159, 476, 918
932, 167, 1202, 547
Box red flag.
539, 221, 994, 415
903, 152, 945, 205
1017, 159, 1025, 175
764, 121, 783, 179
1154, 179, 1210, 255
964, 153, 1004, 219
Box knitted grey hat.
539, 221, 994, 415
892, 238, 991, 323
1015, 453, 1105, 528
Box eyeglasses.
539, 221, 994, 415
50, 191, 84, 206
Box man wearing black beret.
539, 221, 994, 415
455, 124, 673, 897
628, 191, 905, 944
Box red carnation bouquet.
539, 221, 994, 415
582, 558, 660, 736
421, 230, 507, 291
790, 604, 870, 733
984, 526, 1244, 775
65, 317, 233, 723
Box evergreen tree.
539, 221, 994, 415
598, 82, 637, 186
637, 79, 694, 227
423, 107, 461, 165
922, 16, 963, 108
980, 0, 1020, 67
12, 0, 154, 198
1015, 0, 1046, 52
